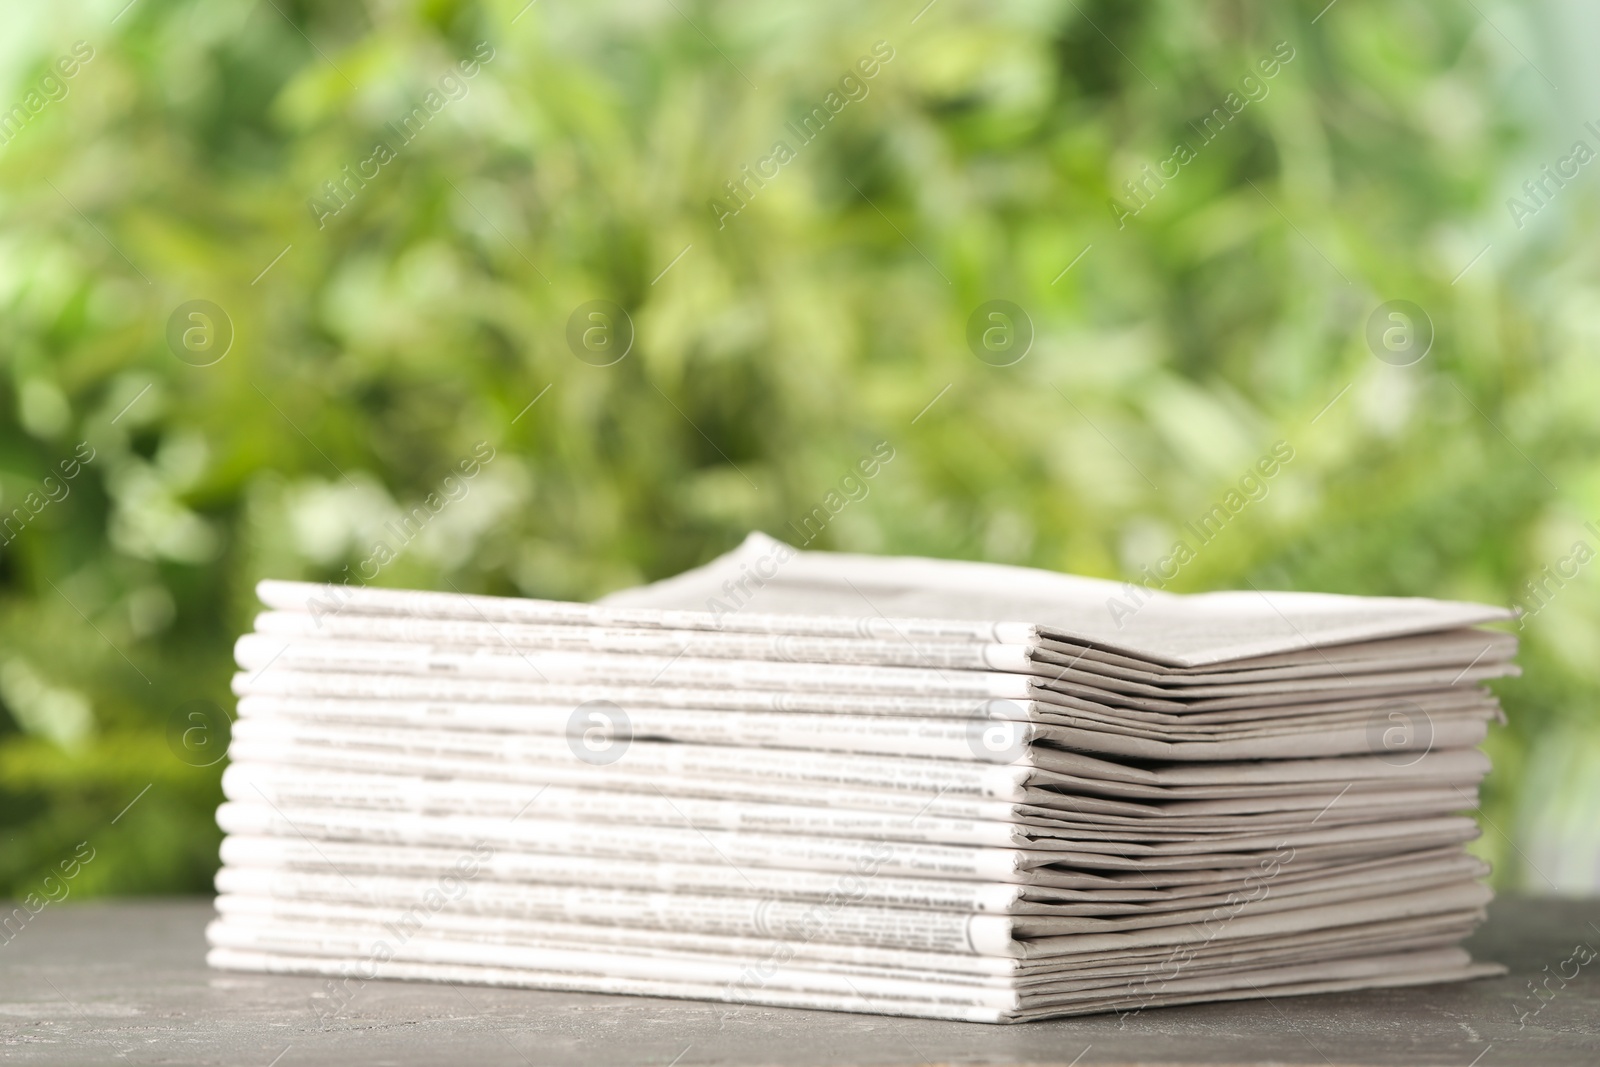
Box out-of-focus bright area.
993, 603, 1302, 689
1, 0, 1597, 898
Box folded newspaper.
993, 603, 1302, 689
208, 532, 1515, 1022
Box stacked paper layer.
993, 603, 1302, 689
207, 533, 1517, 1022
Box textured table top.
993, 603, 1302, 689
1, 896, 1596, 1066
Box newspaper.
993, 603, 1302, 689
233, 664, 1502, 726
224, 718, 1035, 799
208, 940, 1498, 1022
213, 890, 1485, 977
211, 532, 1515, 1022
233, 676, 1501, 729
210, 864, 1492, 955
219, 710, 1491, 809
221, 739, 1491, 824
232, 633, 1514, 711
214, 799, 1483, 883
258, 532, 1513, 668
221, 762, 1485, 853
216, 836, 1484, 914
205, 909, 1487, 993
251, 608, 1516, 683
232, 689, 1499, 762
223, 716, 1493, 799
214, 855, 1487, 941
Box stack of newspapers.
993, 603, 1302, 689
208, 533, 1516, 1023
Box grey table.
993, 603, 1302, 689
1, 897, 1596, 1066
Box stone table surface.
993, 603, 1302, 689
1, 896, 1596, 1066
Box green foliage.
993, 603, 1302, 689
0, 0, 1594, 895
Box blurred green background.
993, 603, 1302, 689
1, 0, 1596, 899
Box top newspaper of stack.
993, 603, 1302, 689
250, 530, 1516, 680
